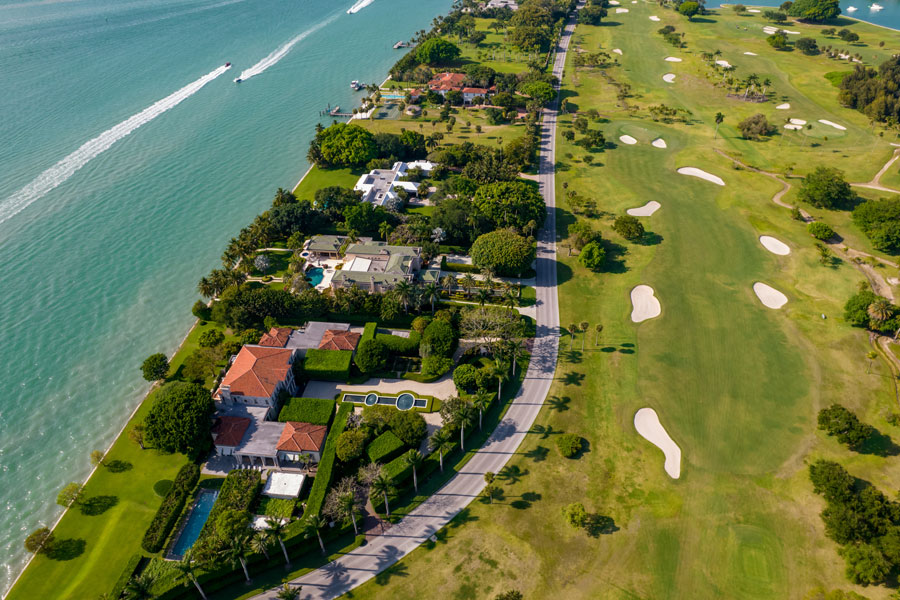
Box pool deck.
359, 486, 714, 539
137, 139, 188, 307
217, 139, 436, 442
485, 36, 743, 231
302, 374, 457, 402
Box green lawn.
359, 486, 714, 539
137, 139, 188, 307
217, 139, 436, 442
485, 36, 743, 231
292, 165, 362, 202
359, 108, 528, 146
249, 249, 293, 278
342, 6, 900, 600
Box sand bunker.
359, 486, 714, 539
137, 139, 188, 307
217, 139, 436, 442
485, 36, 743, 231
715, 59, 732, 68
651, 138, 667, 148
663, 73, 676, 83
634, 408, 681, 479
677, 167, 724, 186
759, 235, 791, 255
784, 124, 803, 130
613, 48, 623, 55
776, 103, 790, 109
789, 118, 806, 125
818, 119, 847, 130
631, 285, 661, 323
753, 282, 788, 309
616, 7, 629, 12
649, 15, 661, 20
763, 26, 800, 34
748, 7, 761, 11
627, 201, 662, 216
609, 0, 620, 4
665, 56, 682, 62
619, 134, 637, 145
744, 51, 758, 55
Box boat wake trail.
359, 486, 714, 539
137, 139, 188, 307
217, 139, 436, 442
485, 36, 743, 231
0, 64, 231, 227
347, 0, 375, 14
235, 14, 339, 82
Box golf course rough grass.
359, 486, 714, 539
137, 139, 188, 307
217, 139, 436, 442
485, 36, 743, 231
340, 5, 900, 600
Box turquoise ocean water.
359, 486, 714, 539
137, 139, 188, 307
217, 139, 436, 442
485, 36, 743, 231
0, 0, 450, 591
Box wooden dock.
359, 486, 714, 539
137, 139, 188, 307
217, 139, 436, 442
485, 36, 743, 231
393, 40, 410, 49
318, 105, 354, 118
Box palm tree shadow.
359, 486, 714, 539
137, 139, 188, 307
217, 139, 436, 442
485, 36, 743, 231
497, 464, 529, 483
510, 491, 542, 510
374, 560, 408, 585
547, 396, 571, 412
560, 372, 584, 386
524, 445, 549, 462
448, 507, 479, 529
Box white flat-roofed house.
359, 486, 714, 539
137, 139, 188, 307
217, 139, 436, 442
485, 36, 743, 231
352, 161, 435, 208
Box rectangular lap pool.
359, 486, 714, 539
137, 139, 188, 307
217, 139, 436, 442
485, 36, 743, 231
170, 489, 218, 557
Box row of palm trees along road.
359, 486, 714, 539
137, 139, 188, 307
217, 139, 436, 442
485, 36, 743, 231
251, 5, 579, 598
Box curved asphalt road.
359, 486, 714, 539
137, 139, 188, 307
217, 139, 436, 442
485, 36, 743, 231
254, 8, 578, 598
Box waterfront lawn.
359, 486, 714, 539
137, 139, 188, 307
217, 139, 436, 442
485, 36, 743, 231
442, 17, 536, 74
292, 166, 362, 201
359, 109, 527, 146
342, 6, 900, 600
249, 249, 292, 278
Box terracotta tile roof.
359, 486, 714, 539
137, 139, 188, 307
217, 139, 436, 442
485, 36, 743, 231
318, 330, 361, 351
462, 87, 489, 94
215, 346, 294, 399
277, 422, 328, 453
428, 72, 466, 92
212, 416, 251, 447
258, 327, 292, 347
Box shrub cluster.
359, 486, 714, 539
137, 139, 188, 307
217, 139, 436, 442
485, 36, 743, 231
556, 433, 584, 458
140, 463, 200, 553
440, 258, 481, 274
376, 331, 422, 356
303, 349, 352, 382
366, 430, 407, 464
809, 459, 900, 585
361, 321, 378, 344
853, 198, 900, 253
808, 221, 835, 241
194, 470, 261, 552
300, 403, 352, 525
818, 404, 874, 450
278, 398, 336, 426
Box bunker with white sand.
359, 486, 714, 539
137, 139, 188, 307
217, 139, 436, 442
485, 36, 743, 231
776, 103, 790, 109
665, 56, 682, 62
627, 200, 661, 216
634, 408, 681, 479
649, 15, 660, 20
619, 134, 637, 145
753, 282, 788, 309
616, 7, 629, 12
651, 138, 667, 148
744, 51, 758, 55
759, 235, 790, 255
663, 73, 676, 83
630, 285, 661, 323
818, 119, 846, 130
613, 48, 623, 55
677, 167, 724, 186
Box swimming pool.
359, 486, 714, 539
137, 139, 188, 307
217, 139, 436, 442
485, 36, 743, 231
170, 489, 218, 557
306, 267, 324, 287
342, 393, 427, 410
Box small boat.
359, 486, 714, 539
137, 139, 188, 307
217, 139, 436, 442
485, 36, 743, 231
234, 77, 242, 83
350, 80, 362, 90
225, 62, 231, 67
847, 5, 857, 10
871, 3, 883, 10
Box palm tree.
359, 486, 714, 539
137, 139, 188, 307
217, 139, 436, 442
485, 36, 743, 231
424, 282, 441, 314
250, 530, 271, 560
404, 449, 425, 493
579, 321, 589, 351
868, 298, 893, 322
441, 274, 456, 297
371, 474, 396, 517
481, 269, 495, 291
461, 274, 478, 298
477, 287, 492, 306
508, 338, 528, 376
595, 323, 603, 346
472, 390, 493, 430
429, 428, 454, 472
455, 402, 476, 451
297, 452, 314, 473
761, 77, 772, 97
173, 550, 207, 600
303, 514, 327, 555
221, 533, 252, 582
197, 277, 216, 299
425, 134, 439, 151
338, 491, 360, 536
394, 280, 413, 313
568, 322, 578, 348
275, 583, 302, 600
714, 112, 725, 139
264, 517, 291, 566
124, 573, 155, 600
492, 359, 509, 401
378, 221, 393, 241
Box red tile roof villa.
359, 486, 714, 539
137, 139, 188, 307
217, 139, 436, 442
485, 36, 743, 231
211, 416, 251, 447
215, 346, 294, 399
318, 329, 361, 351
277, 422, 328, 453
258, 326, 292, 347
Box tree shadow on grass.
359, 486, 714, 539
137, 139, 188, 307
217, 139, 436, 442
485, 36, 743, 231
105, 460, 132, 473
374, 561, 409, 585
561, 349, 583, 364
497, 464, 528, 483
557, 259, 574, 284
859, 429, 900, 457
524, 445, 549, 462
530, 424, 562, 439
448, 507, 479, 529
80, 495, 119, 516
510, 491, 542, 510
585, 514, 619, 538
547, 395, 571, 412
636, 231, 663, 246
560, 371, 585, 386
46, 538, 86, 561
601, 240, 628, 274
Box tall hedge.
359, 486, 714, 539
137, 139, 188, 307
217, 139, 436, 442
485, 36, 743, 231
361, 322, 378, 344
303, 349, 352, 382
278, 397, 337, 426
194, 470, 261, 550
366, 430, 407, 464
375, 331, 421, 356
140, 463, 200, 553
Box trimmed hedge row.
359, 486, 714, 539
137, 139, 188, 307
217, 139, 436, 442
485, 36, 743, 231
140, 463, 200, 553
195, 470, 261, 546
278, 397, 336, 426
286, 402, 354, 539
361, 321, 377, 344
441, 257, 480, 273
375, 331, 421, 356
383, 453, 414, 483
303, 349, 352, 382
366, 430, 407, 464
110, 553, 144, 599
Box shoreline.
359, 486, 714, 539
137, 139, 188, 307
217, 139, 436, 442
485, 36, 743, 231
717, 3, 900, 33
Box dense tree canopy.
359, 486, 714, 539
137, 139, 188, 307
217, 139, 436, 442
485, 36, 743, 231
355, 339, 388, 374
678, 1, 700, 19
798, 166, 855, 209
310, 123, 377, 168
470, 228, 536, 276
839, 58, 900, 124
472, 180, 546, 230
144, 382, 214, 456
578, 240, 606, 270
852, 198, 900, 253
818, 404, 874, 450
141, 353, 170, 382
613, 215, 645, 241
415, 38, 462, 65
788, 0, 840, 21
518, 80, 556, 104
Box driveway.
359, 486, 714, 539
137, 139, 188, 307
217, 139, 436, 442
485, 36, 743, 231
251, 4, 573, 597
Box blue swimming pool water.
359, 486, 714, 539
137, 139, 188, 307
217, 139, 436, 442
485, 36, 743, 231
307, 267, 324, 286
171, 490, 218, 557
